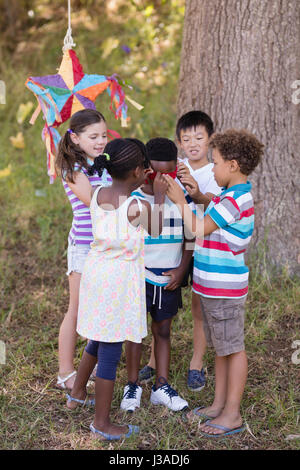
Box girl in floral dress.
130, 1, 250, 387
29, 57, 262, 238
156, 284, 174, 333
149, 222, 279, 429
66, 138, 167, 441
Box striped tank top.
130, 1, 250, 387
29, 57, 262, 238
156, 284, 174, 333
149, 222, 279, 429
62, 163, 112, 246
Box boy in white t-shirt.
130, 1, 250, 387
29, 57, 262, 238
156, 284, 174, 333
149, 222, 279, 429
176, 111, 220, 213
176, 111, 221, 391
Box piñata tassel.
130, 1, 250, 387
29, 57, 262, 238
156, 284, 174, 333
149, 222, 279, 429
42, 125, 61, 183
125, 95, 144, 111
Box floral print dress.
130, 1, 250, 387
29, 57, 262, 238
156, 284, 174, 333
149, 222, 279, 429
77, 186, 147, 343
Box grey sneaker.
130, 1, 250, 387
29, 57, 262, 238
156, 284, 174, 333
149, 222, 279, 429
138, 365, 155, 383
187, 368, 206, 391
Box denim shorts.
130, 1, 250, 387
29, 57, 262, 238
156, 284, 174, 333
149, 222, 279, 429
199, 295, 247, 356
66, 242, 90, 275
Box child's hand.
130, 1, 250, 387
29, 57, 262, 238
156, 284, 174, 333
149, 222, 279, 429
180, 174, 201, 199
162, 267, 185, 290
163, 174, 186, 204
153, 171, 168, 197
144, 168, 154, 181
177, 161, 190, 179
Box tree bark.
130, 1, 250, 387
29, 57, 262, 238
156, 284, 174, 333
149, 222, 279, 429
177, 0, 300, 275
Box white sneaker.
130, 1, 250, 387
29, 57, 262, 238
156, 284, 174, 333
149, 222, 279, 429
120, 382, 142, 412
150, 383, 188, 411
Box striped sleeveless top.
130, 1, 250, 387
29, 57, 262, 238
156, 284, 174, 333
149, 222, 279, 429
62, 163, 112, 246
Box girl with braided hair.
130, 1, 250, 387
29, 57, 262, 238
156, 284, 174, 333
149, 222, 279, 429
66, 138, 167, 441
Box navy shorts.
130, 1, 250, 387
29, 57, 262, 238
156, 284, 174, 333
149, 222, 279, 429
146, 282, 182, 323
181, 257, 194, 287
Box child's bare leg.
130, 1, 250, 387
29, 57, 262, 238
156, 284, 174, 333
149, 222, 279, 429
151, 318, 172, 386
66, 350, 97, 409
217, 351, 247, 423
58, 272, 81, 388
147, 337, 156, 369
201, 355, 228, 415
125, 341, 142, 383
200, 351, 247, 434
93, 377, 128, 436
189, 291, 206, 371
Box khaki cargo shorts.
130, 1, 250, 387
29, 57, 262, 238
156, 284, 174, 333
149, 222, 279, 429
199, 295, 247, 356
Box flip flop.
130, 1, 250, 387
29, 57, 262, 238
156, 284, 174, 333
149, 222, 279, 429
66, 393, 95, 407
190, 406, 215, 421
200, 419, 246, 438
90, 423, 139, 441
56, 371, 76, 390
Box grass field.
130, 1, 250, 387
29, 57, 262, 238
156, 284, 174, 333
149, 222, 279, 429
0, 0, 299, 451
0, 113, 299, 452
0, 185, 299, 450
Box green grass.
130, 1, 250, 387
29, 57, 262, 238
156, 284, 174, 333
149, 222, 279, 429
1, 249, 299, 450
0, 0, 299, 451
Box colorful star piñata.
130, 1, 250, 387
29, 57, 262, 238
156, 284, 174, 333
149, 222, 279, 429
25, 49, 142, 182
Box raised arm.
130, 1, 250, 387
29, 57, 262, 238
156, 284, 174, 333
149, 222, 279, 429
177, 162, 214, 210
164, 175, 218, 238
66, 171, 92, 207
179, 173, 213, 210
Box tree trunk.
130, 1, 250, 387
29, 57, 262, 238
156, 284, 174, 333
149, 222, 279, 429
177, 0, 300, 275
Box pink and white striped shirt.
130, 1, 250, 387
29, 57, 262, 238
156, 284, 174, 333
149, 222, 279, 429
62, 163, 112, 246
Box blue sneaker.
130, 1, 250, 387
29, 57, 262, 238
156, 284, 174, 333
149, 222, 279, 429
187, 368, 206, 391
138, 365, 155, 383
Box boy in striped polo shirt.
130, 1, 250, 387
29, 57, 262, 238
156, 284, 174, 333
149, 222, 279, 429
122, 138, 192, 412
165, 129, 264, 437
